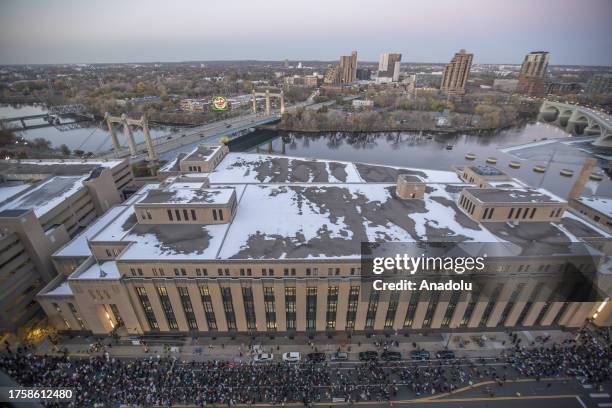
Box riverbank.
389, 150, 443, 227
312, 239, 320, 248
267, 123, 520, 135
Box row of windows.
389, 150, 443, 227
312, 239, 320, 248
124, 265, 362, 278
133, 283, 572, 332
459, 195, 476, 215
167, 208, 198, 222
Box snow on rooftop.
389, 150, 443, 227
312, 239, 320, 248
206, 153, 459, 184
140, 187, 235, 205
54, 206, 129, 258
0, 175, 88, 217
0, 184, 30, 204
577, 196, 612, 218
183, 145, 222, 162
44, 281, 73, 296
72, 261, 121, 280
91, 206, 136, 242
217, 183, 503, 260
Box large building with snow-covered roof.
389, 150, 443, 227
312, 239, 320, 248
37, 147, 612, 337
0, 159, 131, 331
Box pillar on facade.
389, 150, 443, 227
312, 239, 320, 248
141, 115, 155, 161
121, 114, 137, 155
252, 90, 257, 113
265, 90, 271, 115
104, 112, 120, 152
280, 90, 285, 114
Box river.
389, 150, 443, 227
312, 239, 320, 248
239, 123, 611, 199
0, 103, 185, 153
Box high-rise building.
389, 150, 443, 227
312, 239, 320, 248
378, 53, 402, 83
516, 51, 549, 96
440, 49, 473, 96
339, 51, 358, 84
323, 66, 340, 85
585, 74, 612, 95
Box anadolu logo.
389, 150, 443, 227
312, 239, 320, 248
212, 96, 228, 111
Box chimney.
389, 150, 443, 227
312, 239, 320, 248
568, 158, 597, 200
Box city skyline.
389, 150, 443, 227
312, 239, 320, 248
0, 0, 611, 66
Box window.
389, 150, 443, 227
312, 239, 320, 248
106, 249, 112, 257
199, 286, 217, 330
479, 284, 503, 327
191, 209, 197, 220
529, 208, 536, 219
181, 268, 186, 276
196, 268, 202, 276
364, 290, 379, 330
135, 287, 159, 330
137, 268, 143, 276
178, 287, 198, 330
441, 291, 461, 328
174, 268, 180, 276
156, 286, 178, 330
326, 286, 339, 330
345, 286, 360, 330
421, 292, 440, 328
175, 209, 181, 221
285, 287, 296, 330
264, 287, 277, 331
183, 209, 189, 221
384, 292, 400, 329
218, 209, 224, 221
508, 208, 515, 219
68, 302, 86, 330
212, 209, 218, 221
221, 287, 237, 331
242, 287, 257, 331
404, 292, 420, 328
167, 209, 173, 221
497, 283, 525, 327
306, 287, 317, 330
146, 210, 152, 220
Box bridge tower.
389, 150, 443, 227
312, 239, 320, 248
104, 113, 155, 160
251, 89, 285, 115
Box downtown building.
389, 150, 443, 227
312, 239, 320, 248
440, 49, 473, 96
36, 147, 612, 337
0, 158, 133, 332
516, 51, 549, 96
377, 53, 402, 83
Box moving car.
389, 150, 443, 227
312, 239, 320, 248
381, 351, 402, 361
330, 351, 348, 361
358, 351, 378, 361
436, 350, 456, 359
282, 352, 301, 363
253, 353, 273, 363
410, 350, 430, 360
306, 352, 326, 362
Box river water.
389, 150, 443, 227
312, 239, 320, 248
243, 123, 611, 199
0, 103, 184, 153
2, 103, 610, 198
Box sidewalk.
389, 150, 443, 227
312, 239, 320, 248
35, 329, 574, 362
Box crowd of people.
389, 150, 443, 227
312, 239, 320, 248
0, 329, 609, 407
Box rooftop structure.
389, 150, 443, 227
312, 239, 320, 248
36, 148, 612, 336
0, 160, 128, 331
571, 196, 612, 230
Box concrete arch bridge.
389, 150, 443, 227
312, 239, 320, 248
538, 100, 612, 148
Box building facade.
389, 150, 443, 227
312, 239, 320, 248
0, 159, 131, 331
339, 51, 358, 84
517, 51, 549, 96
440, 49, 473, 96
37, 150, 612, 337
378, 53, 402, 83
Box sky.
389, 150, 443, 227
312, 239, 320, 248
0, 0, 611, 66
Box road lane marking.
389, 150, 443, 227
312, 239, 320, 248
591, 393, 611, 398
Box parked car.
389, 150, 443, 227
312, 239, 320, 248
253, 353, 273, 363
410, 350, 430, 360
381, 351, 402, 361
330, 351, 349, 361
436, 350, 456, 359
307, 352, 326, 363
358, 351, 378, 361
282, 352, 301, 363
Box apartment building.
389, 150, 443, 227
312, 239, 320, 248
37, 150, 612, 337
0, 159, 131, 331
440, 49, 473, 96
517, 51, 549, 96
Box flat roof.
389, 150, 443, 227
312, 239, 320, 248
577, 196, 612, 218
183, 145, 222, 162
159, 153, 186, 172
44, 281, 73, 297
0, 159, 124, 176
0, 175, 88, 217
64, 153, 607, 263
0, 183, 30, 204
208, 153, 460, 184
469, 165, 506, 177
71, 261, 121, 280
466, 187, 565, 204
139, 187, 234, 205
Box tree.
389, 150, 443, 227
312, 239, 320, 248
60, 144, 71, 156
31, 138, 51, 149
